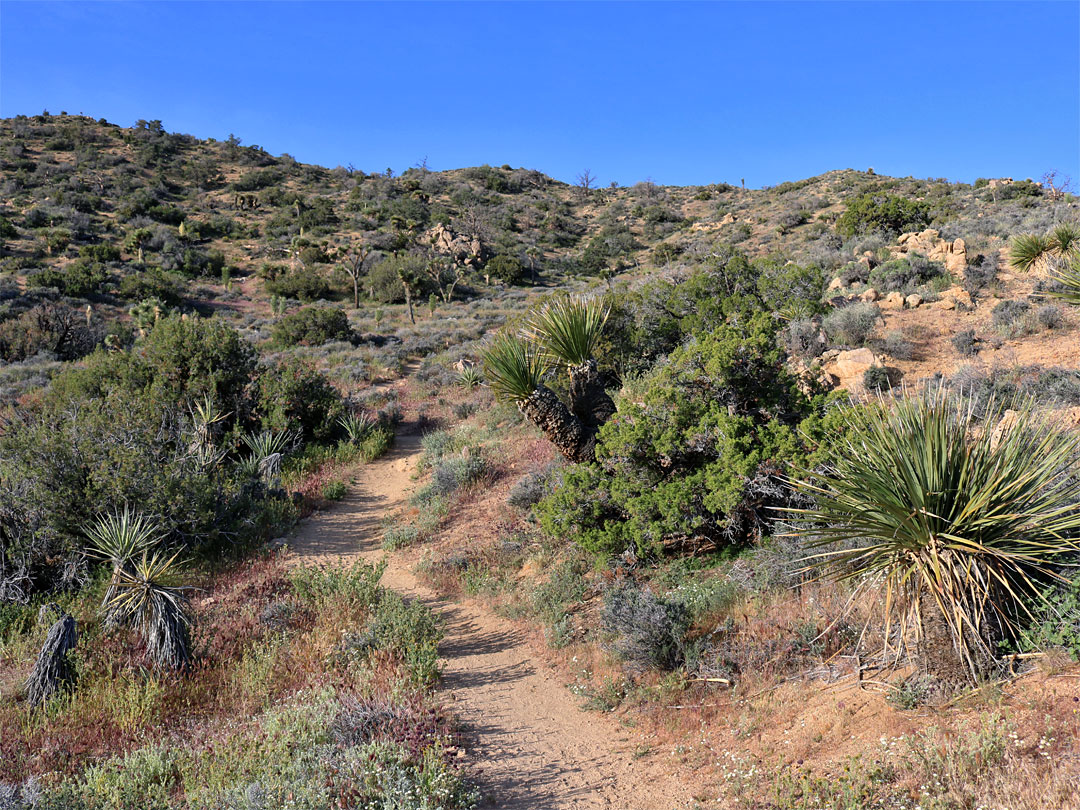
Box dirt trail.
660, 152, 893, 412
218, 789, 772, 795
287, 427, 696, 810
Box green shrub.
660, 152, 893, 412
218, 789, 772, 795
862, 365, 890, 391
836, 193, 931, 238
27, 258, 108, 297
867, 254, 946, 293
254, 355, 344, 442
263, 267, 332, 301
371, 590, 443, 684
270, 306, 352, 347
537, 316, 822, 557
823, 302, 879, 347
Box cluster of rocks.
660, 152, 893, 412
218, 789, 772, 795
891, 228, 967, 275
425, 223, 489, 267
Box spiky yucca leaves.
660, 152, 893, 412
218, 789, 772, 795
1045, 257, 1080, 308
86, 507, 164, 617
339, 411, 377, 444
457, 366, 483, 388
241, 429, 295, 461
1009, 233, 1054, 273
1050, 223, 1080, 256
523, 294, 610, 368
786, 389, 1080, 683
482, 333, 547, 404
105, 549, 193, 671
85, 507, 163, 571
525, 295, 616, 432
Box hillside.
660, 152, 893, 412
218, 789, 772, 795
2, 112, 1080, 809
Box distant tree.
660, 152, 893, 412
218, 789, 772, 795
125, 227, 154, 263
338, 241, 372, 309
575, 168, 597, 200
1042, 170, 1074, 202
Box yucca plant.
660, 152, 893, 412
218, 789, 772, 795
523, 294, 610, 367
86, 508, 164, 615
1045, 257, 1080, 308
457, 366, 483, 388
482, 332, 593, 461
785, 388, 1080, 683
482, 333, 546, 404
241, 429, 295, 461
1009, 233, 1054, 273
339, 411, 377, 444
1050, 223, 1080, 256
105, 549, 193, 671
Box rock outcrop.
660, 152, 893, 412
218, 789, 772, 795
893, 229, 967, 275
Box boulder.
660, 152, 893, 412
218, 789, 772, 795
881, 291, 906, 309
905, 294, 923, 309
834, 348, 880, 379
719, 212, 736, 225
828, 276, 845, 292
860, 288, 880, 302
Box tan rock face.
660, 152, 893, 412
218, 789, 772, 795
834, 347, 879, 378
892, 228, 967, 274
905, 294, 923, 308
860, 288, 880, 302
881, 291, 906, 309
828, 277, 846, 292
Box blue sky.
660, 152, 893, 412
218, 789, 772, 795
2, 1, 1077, 188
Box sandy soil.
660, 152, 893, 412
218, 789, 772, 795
286, 426, 696, 810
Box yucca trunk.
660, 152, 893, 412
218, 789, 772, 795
567, 359, 616, 433
519, 385, 595, 463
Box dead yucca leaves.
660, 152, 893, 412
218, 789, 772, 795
785, 387, 1080, 683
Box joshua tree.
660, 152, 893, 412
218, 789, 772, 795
124, 227, 153, 263
1008, 224, 1080, 274
786, 388, 1080, 683
339, 241, 371, 309
482, 295, 615, 462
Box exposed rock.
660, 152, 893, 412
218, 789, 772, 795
934, 286, 973, 311
860, 288, 880, 302
905, 294, 923, 309
989, 409, 1020, 451
892, 228, 966, 272
934, 298, 956, 311
790, 358, 838, 394
719, 212, 736, 225
820, 349, 841, 362
881, 291, 906, 309
828, 277, 845, 292
834, 347, 880, 379
425, 223, 490, 267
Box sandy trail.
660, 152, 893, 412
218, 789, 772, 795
286, 425, 695, 810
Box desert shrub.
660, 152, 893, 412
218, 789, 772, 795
836, 193, 931, 238
485, 253, 523, 284
822, 302, 879, 346
867, 254, 945, 293
507, 463, 561, 510
382, 524, 421, 550
0, 303, 102, 362
602, 583, 689, 671
254, 356, 344, 442
880, 329, 913, 360
370, 590, 443, 684
1033, 303, 1065, 330
951, 329, 979, 357
991, 299, 1031, 334
116, 267, 185, 305
270, 306, 352, 347
1019, 573, 1080, 660
863, 365, 890, 391
26, 258, 107, 297
784, 318, 824, 360
537, 316, 829, 557
263, 267, 331, 301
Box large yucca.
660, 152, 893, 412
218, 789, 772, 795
105, 549, 193, 671
1008, 233, 1054, 273
86, 508, 164, 615
786, 388, 1080, 682
523, 295, 610, 367
482, 333, 547, 404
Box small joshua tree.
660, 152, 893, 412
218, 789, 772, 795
482, 295, 615, 462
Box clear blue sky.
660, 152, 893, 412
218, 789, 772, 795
2, 1, 1077, 188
